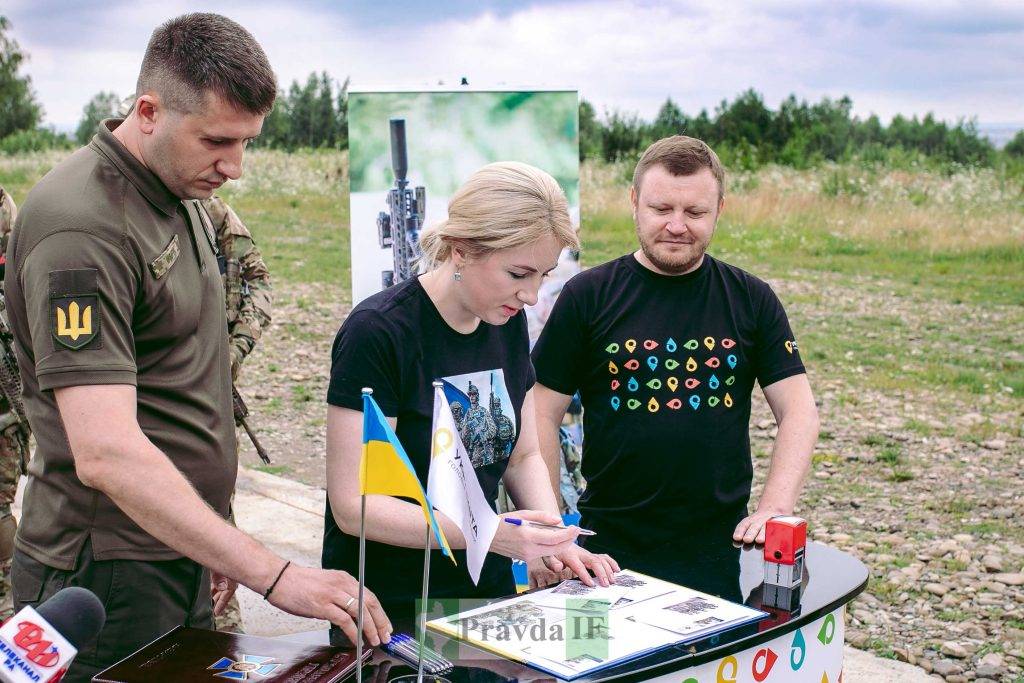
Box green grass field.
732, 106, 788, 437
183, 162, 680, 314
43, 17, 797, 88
2, 149, 1022, 401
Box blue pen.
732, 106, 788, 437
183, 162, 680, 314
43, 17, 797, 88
504, 517, 596, 536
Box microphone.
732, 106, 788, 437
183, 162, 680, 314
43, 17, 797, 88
0, 586, 106, 682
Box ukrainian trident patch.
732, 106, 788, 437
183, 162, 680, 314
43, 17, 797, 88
49, 269, 100, 350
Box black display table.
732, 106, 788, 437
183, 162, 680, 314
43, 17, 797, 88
282, 541, 867, 682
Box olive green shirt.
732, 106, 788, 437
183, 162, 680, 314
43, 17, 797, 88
4, 120, 236, 569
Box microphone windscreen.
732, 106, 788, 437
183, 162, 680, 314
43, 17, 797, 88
35, 586, 106, 650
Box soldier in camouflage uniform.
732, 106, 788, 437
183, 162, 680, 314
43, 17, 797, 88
202, 195, 273, 632
0, 187, 30, 621
203, 196, 272, 381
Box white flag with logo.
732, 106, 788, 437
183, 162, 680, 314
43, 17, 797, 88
427, 384, 500, 584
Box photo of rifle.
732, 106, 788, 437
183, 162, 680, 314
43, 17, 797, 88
376, 118, 426, 288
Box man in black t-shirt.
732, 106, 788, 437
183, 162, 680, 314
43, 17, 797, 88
532, 136, 819, 591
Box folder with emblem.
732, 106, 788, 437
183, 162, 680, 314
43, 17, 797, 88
93, 626, 371, 682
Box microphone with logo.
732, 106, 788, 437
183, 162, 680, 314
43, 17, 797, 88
0, 587, 106, 682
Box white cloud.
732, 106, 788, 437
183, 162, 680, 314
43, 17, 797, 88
6, 0, 1023, 131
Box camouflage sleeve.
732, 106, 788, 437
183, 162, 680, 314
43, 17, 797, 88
206, 197, 273, 378
0, 189, 16, 260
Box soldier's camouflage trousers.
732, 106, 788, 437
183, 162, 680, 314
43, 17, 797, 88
212, 497, 244, 633
0, 425, 27, 621
213, 593, 243, 633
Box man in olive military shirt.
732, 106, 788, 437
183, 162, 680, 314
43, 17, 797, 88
5, 14, 389, 681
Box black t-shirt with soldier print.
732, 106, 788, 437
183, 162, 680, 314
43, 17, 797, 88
531, 254, 805, 571
324, 276, 535, 618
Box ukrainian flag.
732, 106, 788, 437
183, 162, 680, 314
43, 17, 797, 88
361, 392, 453, 560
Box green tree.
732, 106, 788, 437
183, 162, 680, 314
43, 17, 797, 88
651, 98, 687, 140
1005, 130, 1024, 157
601, 109, 647, 162
313, 72, 337, 148
75, 91, 120, 144
0, 16, 42, 140
336, 76, 350, 150
578, 99, 602, 161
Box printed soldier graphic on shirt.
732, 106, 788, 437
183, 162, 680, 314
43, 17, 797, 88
442, 370, 516, 468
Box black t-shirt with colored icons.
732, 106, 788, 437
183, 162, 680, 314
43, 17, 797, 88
323, 276, 536, 618
531, 254, 805, 565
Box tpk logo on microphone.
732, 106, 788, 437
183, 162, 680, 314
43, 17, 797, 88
208, 654, 281, 679
13, 621, 61, 668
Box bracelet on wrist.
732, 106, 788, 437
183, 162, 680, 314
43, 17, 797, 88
263, 560, 291, 600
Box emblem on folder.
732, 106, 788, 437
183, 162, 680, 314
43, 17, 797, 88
207, 654, 281, 679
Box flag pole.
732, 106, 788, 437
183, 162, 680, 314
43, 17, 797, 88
357, 387, 372, 683
417, 381, 443, 683
417, 523, 431, 683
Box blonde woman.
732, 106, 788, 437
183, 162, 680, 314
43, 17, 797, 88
323, 162, 618, 624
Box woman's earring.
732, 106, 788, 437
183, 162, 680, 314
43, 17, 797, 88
453, 268, 462, 282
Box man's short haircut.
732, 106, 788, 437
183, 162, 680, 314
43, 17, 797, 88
632, 135, 726, 203
136, 13, 276, 115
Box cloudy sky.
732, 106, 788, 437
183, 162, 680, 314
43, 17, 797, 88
5, 0, 1022, 136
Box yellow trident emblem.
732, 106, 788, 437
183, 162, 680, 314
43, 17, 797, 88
56, 301, 93, 341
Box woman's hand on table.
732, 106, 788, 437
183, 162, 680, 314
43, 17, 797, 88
490, 510, 579, 562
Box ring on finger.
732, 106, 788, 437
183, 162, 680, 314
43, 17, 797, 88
344, 596, 356, 611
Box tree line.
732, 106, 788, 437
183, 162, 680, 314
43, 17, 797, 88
580, 90, 1013, 169
2, 15, 1023, 166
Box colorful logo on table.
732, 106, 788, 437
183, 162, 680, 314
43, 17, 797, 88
208, 654, 281, 679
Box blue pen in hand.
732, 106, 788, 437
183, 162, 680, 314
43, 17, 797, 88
503, 517, 596, 536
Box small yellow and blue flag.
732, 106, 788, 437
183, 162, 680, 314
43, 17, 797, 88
360, 391, 453, 560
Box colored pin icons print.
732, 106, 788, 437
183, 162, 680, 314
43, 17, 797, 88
603, 334, 741, 416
